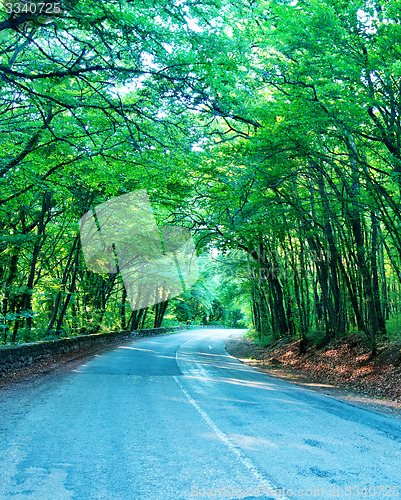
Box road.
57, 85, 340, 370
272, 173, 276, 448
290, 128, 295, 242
0, 328, 400, 499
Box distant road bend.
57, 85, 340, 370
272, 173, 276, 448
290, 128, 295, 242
0, 328, 400, 499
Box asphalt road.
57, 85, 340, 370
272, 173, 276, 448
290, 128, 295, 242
0, 328, 400, 499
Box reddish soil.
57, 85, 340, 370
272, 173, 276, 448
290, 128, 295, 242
225, 334, 401, 419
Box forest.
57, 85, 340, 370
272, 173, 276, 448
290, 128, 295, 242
1, 0, 401, 357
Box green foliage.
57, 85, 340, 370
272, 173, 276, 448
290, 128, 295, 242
165, 253, 249, 327
2, 0, 401, 354
0, 0, 251, 342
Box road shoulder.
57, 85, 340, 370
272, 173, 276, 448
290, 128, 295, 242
225, 336, 401, 420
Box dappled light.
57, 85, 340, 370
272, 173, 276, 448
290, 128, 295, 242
2, 0, 401, 497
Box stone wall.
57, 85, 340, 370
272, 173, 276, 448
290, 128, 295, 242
0, 325, 219, 379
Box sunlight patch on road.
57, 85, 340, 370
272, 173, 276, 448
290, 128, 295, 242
229, 433, 279, 451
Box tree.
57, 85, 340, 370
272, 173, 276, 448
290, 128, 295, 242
178, 0, 401, 353
0, 0, 252, 341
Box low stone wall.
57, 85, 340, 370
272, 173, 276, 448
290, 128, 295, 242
0, 325, 221, 379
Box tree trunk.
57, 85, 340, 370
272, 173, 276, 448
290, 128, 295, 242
153, 299, 169, 328
46, 235, 79, 333
21, 192, 51, 332
120, 286, 127, 330
371, 211, 387, 335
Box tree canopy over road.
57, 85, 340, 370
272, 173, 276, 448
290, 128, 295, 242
1, 0, 401, 355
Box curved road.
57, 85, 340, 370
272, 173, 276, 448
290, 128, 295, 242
0, 328, 400, 499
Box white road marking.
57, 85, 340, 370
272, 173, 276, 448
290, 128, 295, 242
173, 374, 288, 500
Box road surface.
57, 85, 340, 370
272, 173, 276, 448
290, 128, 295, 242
0, 328, 400, 499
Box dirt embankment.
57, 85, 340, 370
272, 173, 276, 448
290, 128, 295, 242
225, 334, 401, 418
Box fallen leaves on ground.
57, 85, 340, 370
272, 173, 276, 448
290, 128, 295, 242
226, 334, 401, 405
